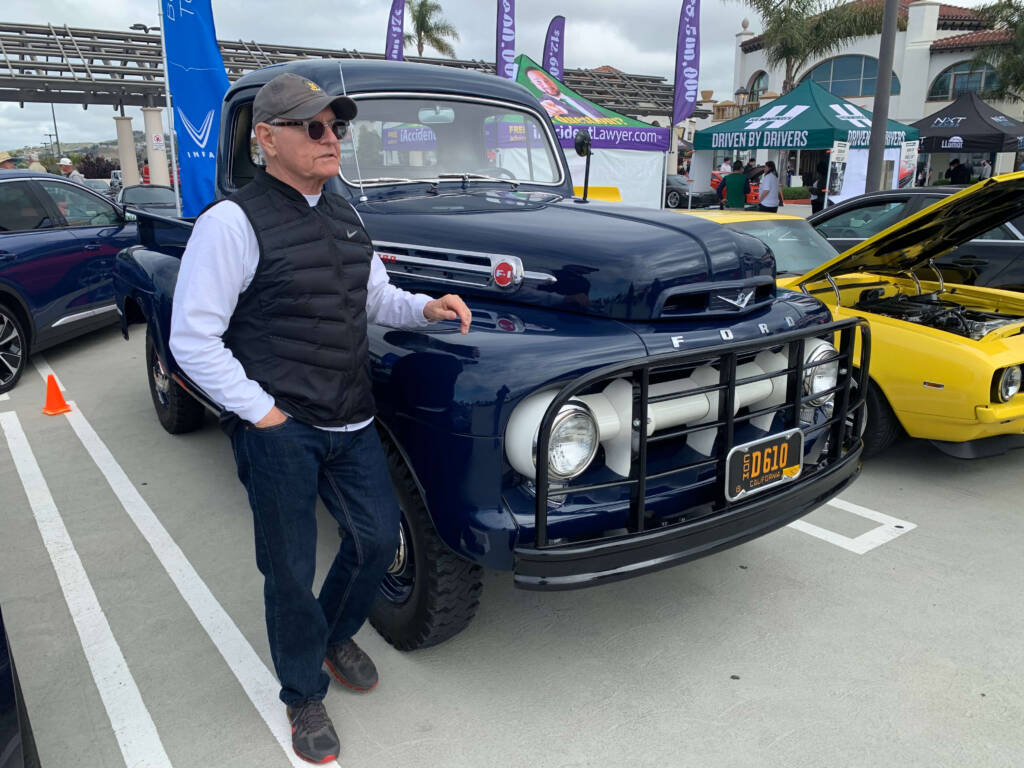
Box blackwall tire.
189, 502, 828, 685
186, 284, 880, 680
146, 327, 205, 434
862, 380, 901, 458
370, 437, 483, 651
666, 190, 682, 208
0, 305, 27, 394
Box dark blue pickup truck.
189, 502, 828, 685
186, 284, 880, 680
114, 59, 869, 650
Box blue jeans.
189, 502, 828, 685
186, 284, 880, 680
230, 418, 399, 706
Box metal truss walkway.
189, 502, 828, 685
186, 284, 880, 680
0, 22, 679, 117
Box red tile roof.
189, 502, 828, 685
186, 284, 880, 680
740, 0, 985, 53
930, 28, 1014, 51
591, 65, 625, 75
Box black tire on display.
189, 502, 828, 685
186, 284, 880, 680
0, 305, 28, 395
370, 437, 483, 651
146, 326, 205, 434
666, 189, 682, 208
862, 379, 901, 458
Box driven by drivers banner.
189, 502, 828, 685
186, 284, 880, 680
515, 55, 670, 151
163, 0, 229, 217
672, 0, 700, 127
694, 80, 917, 151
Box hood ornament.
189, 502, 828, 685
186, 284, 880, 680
718, 287, 755, 310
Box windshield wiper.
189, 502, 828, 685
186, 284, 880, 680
358, 176, 417, 184
436, 173, 519, 188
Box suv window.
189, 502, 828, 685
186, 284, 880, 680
36, 179, 120, 228
816, 200, 908, 239
0, 181, 52, 232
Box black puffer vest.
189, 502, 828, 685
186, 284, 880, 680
223, 169, 374, 427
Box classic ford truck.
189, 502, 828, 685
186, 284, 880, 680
114, 59, 869, 650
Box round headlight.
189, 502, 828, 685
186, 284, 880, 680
803, 341, 840, 406
543, 403, 599, 480
997, 365, 1022, 403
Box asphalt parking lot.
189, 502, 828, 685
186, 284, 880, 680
1, 324, 1022, 768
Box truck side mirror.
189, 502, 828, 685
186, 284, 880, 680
574, 130, 593, 204
574, 129, 592, 158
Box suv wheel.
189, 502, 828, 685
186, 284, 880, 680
0, 306, 27, 394
370, 437, 483, 650
146, 326, 205, 434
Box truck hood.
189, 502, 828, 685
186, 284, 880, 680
796, 172, 1024, 287
355, 188, 777, 321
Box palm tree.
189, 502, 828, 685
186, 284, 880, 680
737, 0, 905, 93
404, 0, 460, 59
971, 0, 1024, 102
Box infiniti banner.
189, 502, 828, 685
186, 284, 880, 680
672, 0, 700, 126
385, 0, 404, 61
163, 0, 229, 217
542, 16, 565, 81
496, 0, 516, 79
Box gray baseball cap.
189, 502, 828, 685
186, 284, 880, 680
252, 73, 357, 126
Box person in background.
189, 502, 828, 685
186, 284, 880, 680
743, 158, 758, 176
59, 157, 86, 184
27, 153, 46, 173
757, 159, 781, 212
809, 161, 828, 214
0, 151, 18, 169
717, 160, 750, 209
980, 159, 992, 180
718, 156, 733, 173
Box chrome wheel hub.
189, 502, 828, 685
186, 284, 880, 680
387, 524, 408, 575
0, 313, 24, 386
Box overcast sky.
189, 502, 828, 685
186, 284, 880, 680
0, 0, 987, 153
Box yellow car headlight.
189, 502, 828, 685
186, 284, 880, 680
995, 366, 1022, 403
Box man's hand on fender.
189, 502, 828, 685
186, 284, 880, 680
424, 294, 472, 334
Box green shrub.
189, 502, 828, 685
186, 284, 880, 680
781, 186, 809, 199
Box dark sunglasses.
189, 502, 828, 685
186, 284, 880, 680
269, 118, 349, 141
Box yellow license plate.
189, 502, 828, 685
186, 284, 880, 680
725, 429, 804, 502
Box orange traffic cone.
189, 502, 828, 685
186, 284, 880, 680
42, 374, 71, 416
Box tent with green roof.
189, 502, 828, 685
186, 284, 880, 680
694, 79, 918, 151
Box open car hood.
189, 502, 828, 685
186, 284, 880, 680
795, 172, 1024, 287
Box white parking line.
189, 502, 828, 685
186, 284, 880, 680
32, 354, 66, 391
63, 404, 335, 768
0, 393, 9, 401
788, 498, 916, 554
0, 412, 173, 768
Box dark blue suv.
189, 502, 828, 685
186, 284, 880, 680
0, 170, 137, 392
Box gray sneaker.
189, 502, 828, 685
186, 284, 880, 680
325, 639, 379, 691
286, 700, 339, 764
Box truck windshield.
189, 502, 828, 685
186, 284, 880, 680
340, 97, 562, 186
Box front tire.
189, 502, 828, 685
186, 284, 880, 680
146, 327, 205, 434
666, 189, 682, 208
862, 380, 901, 457
0, 305, 28, 394
370, 437, 483, 651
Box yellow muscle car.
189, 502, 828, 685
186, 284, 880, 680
676, 175, 1024, 458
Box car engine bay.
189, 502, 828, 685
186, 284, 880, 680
855, 289, 1024, 340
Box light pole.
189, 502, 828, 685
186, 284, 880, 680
865, 0, 900, 193
49, 103, 62, 157
132, 18, 182, 217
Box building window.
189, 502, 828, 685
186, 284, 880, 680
748, 71, 769, 102
927, 61, 1000, 101
801, 55, 900, 98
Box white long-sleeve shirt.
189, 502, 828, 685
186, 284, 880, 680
169, 195, 432, 428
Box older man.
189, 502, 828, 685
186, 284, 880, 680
170, 72, 471, 763
59, 157, 85, 184
0, 151, 18, 169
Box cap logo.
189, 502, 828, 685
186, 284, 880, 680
307, 81, 321, 92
